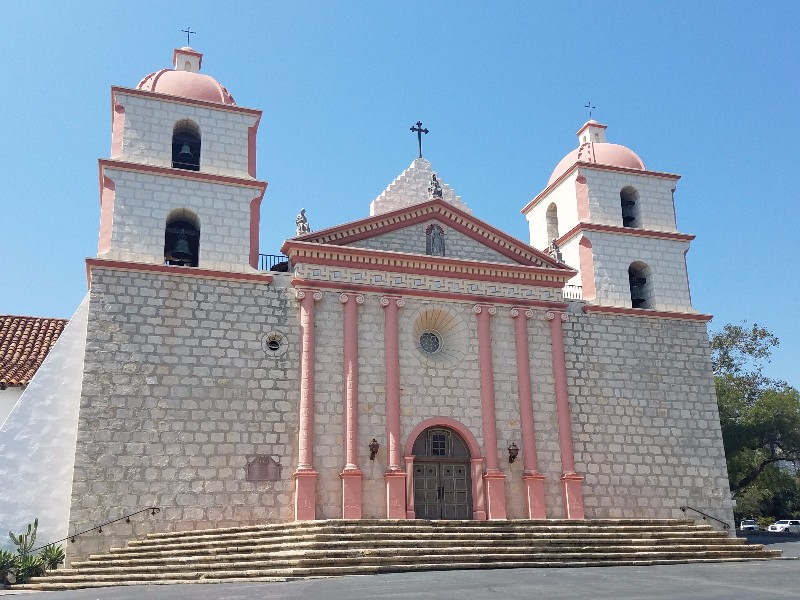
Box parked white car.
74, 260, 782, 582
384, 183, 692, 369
739, 519, 760, 531
767, 519, 800, 533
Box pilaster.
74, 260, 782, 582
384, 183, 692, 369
340, 292, 365, 519
381, 295, 406, 519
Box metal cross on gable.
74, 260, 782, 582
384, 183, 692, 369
585, 101, 596, 120
410, 121, 429, 159
181, 27, 196, 46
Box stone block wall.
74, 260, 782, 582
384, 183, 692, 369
100, 168, 259, 273
562, 310, 733, 527
582, 169, 678, 232
68, 269, 299, 561
588, 232, 693, 311
346, 219, 518, 265
114, 92, 257, 178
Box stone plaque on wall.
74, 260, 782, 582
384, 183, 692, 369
246, 455, 281, 482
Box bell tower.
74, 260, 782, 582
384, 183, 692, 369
97, 47, 266, 273
522, 121, 697, 314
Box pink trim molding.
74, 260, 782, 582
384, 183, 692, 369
575, 175, 590, 222
578, 237, 596, 301
557, 222, 695, 248
340, 292, 364, 519
85, 258, 272, 288
97, 176, 116, 256
249, 196, 262, 269
546, 310, 585, 519
381, 295, 407, 517
294, 288, 322, 521
111, 103, 125, 159
99, 159, 268, 192
112, 86, 262, 116
511, 307, 547, 519
474, 304, 507, 519
582, 304, 713, 322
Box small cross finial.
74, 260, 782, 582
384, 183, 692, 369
181, 27, 196, 47
585, 101, 596, 120
410, 121, 429, 159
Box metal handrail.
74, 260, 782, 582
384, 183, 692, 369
30, 507, 160, 552
680, 505, 730, 530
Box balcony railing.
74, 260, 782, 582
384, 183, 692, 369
259, 253, 290, 272
563, 285, 583, 300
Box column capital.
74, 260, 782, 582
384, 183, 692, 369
510, 307, 535, 319
340, 292, 365, 304
295, 288, 322, 302
380, 295, 405, 308
545, 310, 568, 322
473, 304, 497, 316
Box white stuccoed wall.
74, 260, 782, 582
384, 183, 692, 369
525, 172, 580, 250
0, 296, 89, 551
0, 388, 24, 428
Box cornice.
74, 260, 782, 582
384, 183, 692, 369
112, 86, 263, 117
557, 222, 695, 246
98, 159, 268, 192
283, 240, 575, 287
294, 199, 563, 269
85, 258, 273, 288
521, 162, 681, 214
582, 304, 712, 322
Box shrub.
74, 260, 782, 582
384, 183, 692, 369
39, 544, 65, 572
13, 555, 44, 584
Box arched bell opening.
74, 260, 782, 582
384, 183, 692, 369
628, 260, 653, 309
172, 119, 201, 171
411, 426, 471, 519
164, 209, 200, 267
620, 186, 641, 228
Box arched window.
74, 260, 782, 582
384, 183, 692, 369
546, 203, 560, 243
164, 209, 200, 267
426, 224, 445, 256
172, 120, 201, 171
620, 186, 641, 228
628, 261, 653, 309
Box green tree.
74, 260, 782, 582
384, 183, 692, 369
711, 322, 800, 517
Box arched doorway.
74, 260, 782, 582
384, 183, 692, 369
411, 427, 471, 519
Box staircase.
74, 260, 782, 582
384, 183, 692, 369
19, 519, 780, 590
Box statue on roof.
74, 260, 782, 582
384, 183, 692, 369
295, 208, 311, 236
428, 174, 443, 199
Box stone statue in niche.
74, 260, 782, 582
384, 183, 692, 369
427, 224, 445, 256
428, 174, 443, 199
548, 238, 563, 262
295, 208, 311, 236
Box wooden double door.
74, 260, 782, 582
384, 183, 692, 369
413, 461, 470, 520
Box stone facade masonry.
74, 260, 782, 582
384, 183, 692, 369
345, 219, 518, 265
101, 168, 259, 273
562, 310, 733, 528
114, 92, 257, 179
69, 269, 299, 560
370, 158, 471, 216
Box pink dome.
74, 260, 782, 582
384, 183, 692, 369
548, 142, 645, 186
136, 69, 236, 106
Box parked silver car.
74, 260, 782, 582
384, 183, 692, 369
767, 519, 800, 533
739, 519, 760, 531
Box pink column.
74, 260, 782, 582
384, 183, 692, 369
511, 307, 547, 519
381, 296, 406, 519
340, 292, 364, 519
294, 288, 322, 521
546, 310, 585, 519
473, 304, 507, 519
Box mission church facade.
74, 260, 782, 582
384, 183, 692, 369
0, 47, 733, 560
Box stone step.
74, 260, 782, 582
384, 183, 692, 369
63, 545, 778, 573
22, 555, 778, 590
78, 538, 752, 567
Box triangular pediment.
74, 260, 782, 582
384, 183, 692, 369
289, 199, 569, 271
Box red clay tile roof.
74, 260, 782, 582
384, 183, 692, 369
0, 315, 67, 388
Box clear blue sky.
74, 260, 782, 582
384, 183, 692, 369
1, 2, 797, 386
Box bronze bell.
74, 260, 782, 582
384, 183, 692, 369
171, 233, 192, 261
178, 143, 193, 159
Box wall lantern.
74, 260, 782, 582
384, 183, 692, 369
369, 439, 380, 461
508, 442, 519, 464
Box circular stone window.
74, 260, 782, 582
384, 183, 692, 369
419, 330, 442, 354
260, 331, 288, 358
410, 305, 467, 367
